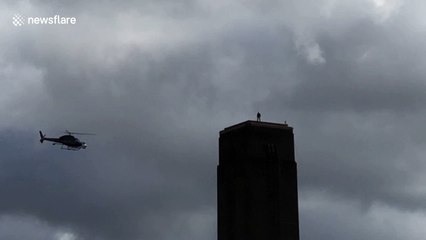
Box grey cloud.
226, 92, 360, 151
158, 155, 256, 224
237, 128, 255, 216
255, 9, 426, 212
2, 0, 426, 240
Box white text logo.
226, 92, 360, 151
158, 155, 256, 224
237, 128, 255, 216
12, 14, 77, 27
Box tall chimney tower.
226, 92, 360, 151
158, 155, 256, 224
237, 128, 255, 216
218, 120, 299, 240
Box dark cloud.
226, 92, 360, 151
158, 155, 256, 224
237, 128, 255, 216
253, 10, 426, 213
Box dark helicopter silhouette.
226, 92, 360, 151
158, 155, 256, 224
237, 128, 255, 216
39, 130, 94, 150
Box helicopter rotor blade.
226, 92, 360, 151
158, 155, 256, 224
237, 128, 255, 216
64, 130, 96, 135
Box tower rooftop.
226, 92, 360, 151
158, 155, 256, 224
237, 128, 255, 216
220, 120, 292, 135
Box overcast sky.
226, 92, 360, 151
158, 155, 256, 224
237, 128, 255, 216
2, 0, 426, 239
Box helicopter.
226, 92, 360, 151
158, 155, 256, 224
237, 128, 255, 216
39, 130, 94, 150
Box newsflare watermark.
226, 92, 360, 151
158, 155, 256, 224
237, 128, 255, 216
12, 14, 77, 27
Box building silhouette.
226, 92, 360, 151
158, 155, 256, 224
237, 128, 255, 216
218, 120, 299, 240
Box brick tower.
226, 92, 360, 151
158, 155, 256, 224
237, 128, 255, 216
218, 120, 299, 240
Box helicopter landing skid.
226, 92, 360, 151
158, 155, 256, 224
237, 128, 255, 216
60, 145, 80, 151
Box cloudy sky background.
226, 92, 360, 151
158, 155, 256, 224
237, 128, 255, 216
2, 0, 426, 239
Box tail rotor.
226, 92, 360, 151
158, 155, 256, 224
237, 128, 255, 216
39, 131, 45, 143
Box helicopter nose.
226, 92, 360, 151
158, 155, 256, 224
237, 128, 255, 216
82, 143, 87, 149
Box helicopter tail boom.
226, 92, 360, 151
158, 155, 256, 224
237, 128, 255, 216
39, 131, 45, 143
